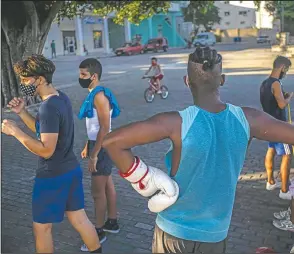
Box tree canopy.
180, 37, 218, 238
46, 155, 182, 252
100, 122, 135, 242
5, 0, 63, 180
182, 1, 221, 32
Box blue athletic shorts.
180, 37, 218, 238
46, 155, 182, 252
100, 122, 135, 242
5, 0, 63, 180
269, 142, 293, 156
32, 166, 84, 224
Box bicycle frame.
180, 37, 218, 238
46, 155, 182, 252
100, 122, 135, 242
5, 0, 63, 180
148, 79, 159, 91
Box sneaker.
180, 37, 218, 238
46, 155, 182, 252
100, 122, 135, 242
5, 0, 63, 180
266, 181, 281, 191
279, 190, 292, 200
290, 244, 294, 253
80, 229, 107, 252
157, 90, 162, 94
273, 207, 291, 220
273, 219, 294, 232
103, 219, 120, 233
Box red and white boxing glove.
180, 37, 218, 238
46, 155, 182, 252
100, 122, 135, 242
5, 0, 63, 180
120, 156, 179, 213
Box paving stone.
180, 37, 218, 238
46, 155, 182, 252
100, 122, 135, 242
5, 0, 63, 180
135, 222, 154, 231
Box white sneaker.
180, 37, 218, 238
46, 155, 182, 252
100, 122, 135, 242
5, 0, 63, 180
266, 181, 281, 191
279, 190, 292, 200
290, 244, 294, 253
273, 207, 291, 220
273, 219, 294, 232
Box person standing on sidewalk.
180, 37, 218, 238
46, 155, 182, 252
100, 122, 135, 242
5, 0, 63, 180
51, 40, 56, 59
102, 47, 294, 253
260, 55, 293, 200
78, 58, 120, 252
1, 55, 101, 253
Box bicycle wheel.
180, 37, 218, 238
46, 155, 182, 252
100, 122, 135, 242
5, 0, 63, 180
144, 88, 155, 103
160, 85, 169, 99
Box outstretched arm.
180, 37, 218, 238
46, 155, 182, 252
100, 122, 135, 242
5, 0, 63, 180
145, 66, 152, 75
102, 112, 182, 175
243, 107, 294, 145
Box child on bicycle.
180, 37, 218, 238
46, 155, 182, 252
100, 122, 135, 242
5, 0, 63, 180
144, 57, 164, 93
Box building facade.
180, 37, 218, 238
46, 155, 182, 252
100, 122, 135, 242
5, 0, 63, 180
213, 1, 256, 30
42, 14, 131, 58
130, 1, 190, 48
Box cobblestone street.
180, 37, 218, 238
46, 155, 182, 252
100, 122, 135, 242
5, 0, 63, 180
2, 45, 294, 253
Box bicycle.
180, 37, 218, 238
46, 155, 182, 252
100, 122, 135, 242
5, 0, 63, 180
142, 75, 168, 103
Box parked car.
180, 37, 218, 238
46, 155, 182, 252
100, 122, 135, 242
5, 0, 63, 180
143, 37, 168, 53
257, 35, 271, 44
115, 42, 144, 56
193, 32, 216, 47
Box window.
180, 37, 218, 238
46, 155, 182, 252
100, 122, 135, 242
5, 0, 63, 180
93, 31, 103, 48
239, 11, 247, 16
225, 22, 230, 25
240, 21, 245, 25
224, 11, 230, 16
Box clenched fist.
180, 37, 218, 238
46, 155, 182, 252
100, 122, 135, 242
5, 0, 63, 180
2, 119, 19, 136
7, 97, 25, 114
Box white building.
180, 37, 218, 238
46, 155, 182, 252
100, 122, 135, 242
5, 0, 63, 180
42, 13, 131, 58
213, 1, 276, 30
213, 1, 256, 30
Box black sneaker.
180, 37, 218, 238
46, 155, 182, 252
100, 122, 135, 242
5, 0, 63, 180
80, 229, 106, 252
103, 219, 120, 233
97, 229, 107, 243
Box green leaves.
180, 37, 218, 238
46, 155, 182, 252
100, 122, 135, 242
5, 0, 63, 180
182, 1, 221, 31
56, 1, 171, 25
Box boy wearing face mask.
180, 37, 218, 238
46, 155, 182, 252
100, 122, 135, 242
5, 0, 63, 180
78, 58, 120, 252
260, 55, 293, 199
1, 55, 101, 253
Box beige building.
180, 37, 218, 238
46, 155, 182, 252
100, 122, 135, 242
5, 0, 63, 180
42, 13, 132, 58
213, 1, 256, 30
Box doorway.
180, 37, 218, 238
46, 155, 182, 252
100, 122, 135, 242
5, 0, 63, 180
62, 31, 77, 55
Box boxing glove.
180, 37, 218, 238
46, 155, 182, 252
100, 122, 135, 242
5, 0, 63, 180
119, 156, 179, 213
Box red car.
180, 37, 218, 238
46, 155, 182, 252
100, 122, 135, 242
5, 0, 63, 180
143, 37, 168, 53
115, 42, 144, 56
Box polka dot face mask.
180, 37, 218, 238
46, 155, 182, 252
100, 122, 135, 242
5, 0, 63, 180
19, 80, 37, 97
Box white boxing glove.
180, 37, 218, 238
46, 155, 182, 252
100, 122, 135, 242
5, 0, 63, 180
119, 156, 179, 213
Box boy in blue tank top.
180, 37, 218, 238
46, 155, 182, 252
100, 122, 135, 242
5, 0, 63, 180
102, 47, 294, 253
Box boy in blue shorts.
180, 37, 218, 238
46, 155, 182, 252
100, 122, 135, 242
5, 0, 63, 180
1, 55, 101, 253
260, 55, 293, 200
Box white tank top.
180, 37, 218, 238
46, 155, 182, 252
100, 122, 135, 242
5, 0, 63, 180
86, 109, 113, 141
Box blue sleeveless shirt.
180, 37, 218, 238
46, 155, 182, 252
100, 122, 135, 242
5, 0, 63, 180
156, 104, 250, 242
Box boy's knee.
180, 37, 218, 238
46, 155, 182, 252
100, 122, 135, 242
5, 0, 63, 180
33, 222, 52, 234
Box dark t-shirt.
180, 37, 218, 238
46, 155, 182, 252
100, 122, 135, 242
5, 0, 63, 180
35, 90, 79, 178
260, 77, 286, 122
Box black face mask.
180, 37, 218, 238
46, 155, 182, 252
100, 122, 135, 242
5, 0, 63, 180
20, 82, 37, 97
279, 71, 285, 80
79, 78, 92, 88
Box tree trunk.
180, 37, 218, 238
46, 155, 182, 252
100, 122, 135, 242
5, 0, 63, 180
1, 1, 63, 107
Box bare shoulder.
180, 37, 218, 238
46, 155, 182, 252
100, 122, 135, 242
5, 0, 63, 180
93, 91, 108, 104
272, 80, 282, 90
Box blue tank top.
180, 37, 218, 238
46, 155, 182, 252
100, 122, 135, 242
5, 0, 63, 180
156, 104, 250, 242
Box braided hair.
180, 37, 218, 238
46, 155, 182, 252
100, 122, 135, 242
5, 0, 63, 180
188, 46, 222, 71
14, 54, 56, 83
187, 46, 222, 89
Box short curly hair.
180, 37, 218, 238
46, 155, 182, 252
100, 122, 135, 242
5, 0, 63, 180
13, 54, 56, 83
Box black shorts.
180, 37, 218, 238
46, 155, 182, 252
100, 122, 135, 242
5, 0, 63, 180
87, 140, 113, 176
